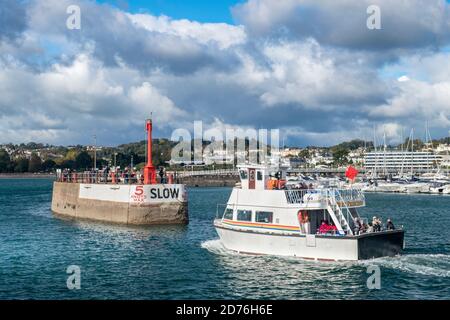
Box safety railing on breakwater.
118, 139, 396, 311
55, 170, 179, 185
176, 169, 238, 178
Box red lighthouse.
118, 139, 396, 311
144, 118, 156, 184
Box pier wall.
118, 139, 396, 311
177, 175, 239, 187
51, 182, 188, 225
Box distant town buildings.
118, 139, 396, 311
1, 139, 449, 173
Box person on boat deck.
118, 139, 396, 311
353, 217, 362, 235
386, 218, 395, 230
318, 220, 337, 234
318, 220, 329, 234
361, 222, 368, 233
372, 216, 382, 232
327, 222, 337, 233
298, 211, 310, 234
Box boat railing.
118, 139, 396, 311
336, 188, 365, 204
284, 189, 327, 204
284, 188, 365, 205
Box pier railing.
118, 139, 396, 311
177, 169, 238, 177
55, 170, 179, 185
56, 171, 142, 184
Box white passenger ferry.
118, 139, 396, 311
214, 165, 405, 261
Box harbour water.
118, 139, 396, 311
0, 178, 449, 300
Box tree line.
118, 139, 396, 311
0, 138, 176, 173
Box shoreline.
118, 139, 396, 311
0, 173, 55, 179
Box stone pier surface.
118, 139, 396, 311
51, 182, 188, 225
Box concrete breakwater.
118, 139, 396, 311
51, 182, 188, 225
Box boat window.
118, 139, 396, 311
223, 208, 233, 220
237, 210, 252, 221
256, 211, 273, 223
257, 171, 263, 181
239, 170, 248, 180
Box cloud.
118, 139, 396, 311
369, 79, 450, 125
0, 0, 27, 41
233, 0, 450, 50
26, 0, 243, 74
0, 0, 449, 146
0, 54, 186, 144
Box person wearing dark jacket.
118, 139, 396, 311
386, 219, 395, 230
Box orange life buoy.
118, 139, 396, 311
298, 210, 309, 223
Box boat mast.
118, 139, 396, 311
383, 126, 387, 177
373, 125, 378, 179
410, 128, 414, 177
399, 127, 404, 177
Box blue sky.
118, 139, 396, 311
97, 0, 245, 23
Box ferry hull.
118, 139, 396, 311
215, 222, 404, 261
51, 182, 188, 225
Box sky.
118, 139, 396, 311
1, 0, 450, 147
97, 0, 245, 23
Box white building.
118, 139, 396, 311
364, 151, 442, 173
436, 144, 450, 153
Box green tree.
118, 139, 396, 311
0, 149, 12, 172
28, 153, 42, 172
75, 151, 92, 170
41, 159, 56, 172
332, 147, 349, 166
299, 149, 310, 159
14, 158, 29, 173
60, 159, 76, 170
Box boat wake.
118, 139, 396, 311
202, 239, 450, 277
359, 254, 450, 278
201, 239, 240, 256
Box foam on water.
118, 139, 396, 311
360, 254, 450, 277
202, 239, 450, 278
201, 239, 240, 256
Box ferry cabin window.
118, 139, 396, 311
223, 208, 233, 220
256, 211, 273, 223
239, 170, 248, 180
237, 210, 252, 222
257, 171, 263, 181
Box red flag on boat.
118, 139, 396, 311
345, 165, 359, 181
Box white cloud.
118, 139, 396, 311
369, 79, 450, 128
0, 0, 449, 146
0, 54, 186, 144
128, 14, 247, 50
233, 0, 450, 50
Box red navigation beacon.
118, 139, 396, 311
143, 118, 157, 185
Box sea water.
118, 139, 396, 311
0, 178, 449, 299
